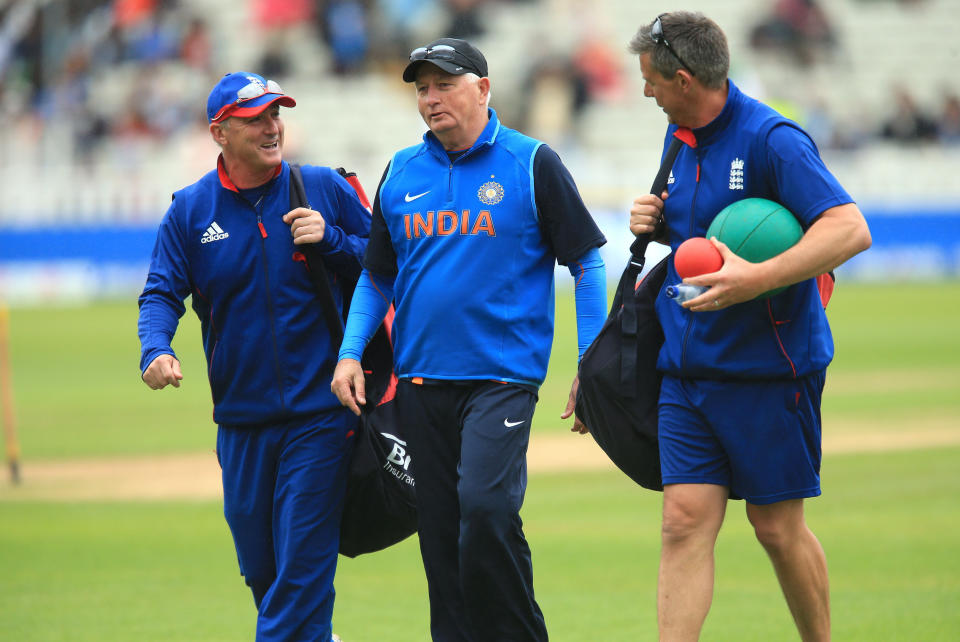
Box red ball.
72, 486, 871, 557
674, 237, 723, 278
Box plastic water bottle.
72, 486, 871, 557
665, 283, 708, 304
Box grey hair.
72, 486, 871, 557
463, 72, 493, 107
628, 12, 729, 89
211, 117, 230, 149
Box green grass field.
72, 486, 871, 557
1, 281, 959, 640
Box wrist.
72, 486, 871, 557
754, 259, 783, 295
318, 224, 342, 251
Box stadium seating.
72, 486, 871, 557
1, 0, 958, 221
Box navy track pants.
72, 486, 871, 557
217, 409, 355, 642
398, 379, 548, 642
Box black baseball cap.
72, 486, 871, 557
402, 38, 488, 83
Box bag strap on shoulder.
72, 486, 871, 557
615, 135, 684, 393
289, 163, 346, 342
612, 136, 684, 311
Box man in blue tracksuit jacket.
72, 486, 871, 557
137, 72, 370, 642
331, 39, 608, 641
626, 13, 871, 641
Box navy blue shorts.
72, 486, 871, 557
657, 372, 825, 504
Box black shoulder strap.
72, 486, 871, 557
611, 136, 684, 313
615, 136, 684, 393
289, 163, 346, 343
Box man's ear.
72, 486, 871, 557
477, 77, 491, 102
209, 122, 227, 146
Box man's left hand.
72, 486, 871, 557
681, 238, 777, 311
561, 374, 589, 434
283, 207, 326, 245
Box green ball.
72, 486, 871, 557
706, 198, 803, 298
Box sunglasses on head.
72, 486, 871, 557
212, 79, 285, 122
409, 44, 459, 63
651, 15, 696, 76
235, 78, 285, 102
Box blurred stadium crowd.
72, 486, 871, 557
0, 0, 542, 168
0, 0, 957, 300
1, 0, 959, 218
3, 0, 958, 167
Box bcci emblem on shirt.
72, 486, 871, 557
478, 180, 504, 205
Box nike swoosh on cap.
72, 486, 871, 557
404, 190, 430, 202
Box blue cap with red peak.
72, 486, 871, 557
207, 72, 296, 123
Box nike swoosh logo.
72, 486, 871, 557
504, 419, 525, 428
404, 190, 430, 202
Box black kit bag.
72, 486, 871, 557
290, 164, 417, 557
335, 312, 416, 558
574, 137, 684, 491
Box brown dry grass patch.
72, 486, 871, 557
2, 415, 958, 502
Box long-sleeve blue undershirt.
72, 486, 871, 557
568, 246, 607, 362
338, 246, 607, 366
338, 270, 394, 362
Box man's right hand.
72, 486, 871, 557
630, 191, 667, 238
142, 354, 183, 390
331, 358, 366, 416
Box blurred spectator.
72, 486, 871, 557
115, 0, 180, 63
74, 105, 111, 161
114, 0, 157, 28
253, 0, 315, 28
251, 0, 315, 78
518, 53, 590, 151
879, 86, 938, 144
937, 91, 960, 145
0, 1, 38, 84
571, 34, 624, 103
801, 98, 868, 151
444, 0, 486, 39
317, 0, 371, 76
802, 101, 837, 150
112, 100, 155, 142
33, 44, 98, 159
179, 17, 213, 71
367, 0, 438, 67
258, 37, 293, 79
0, 0, 955, 203
750, 0, 837, 67
1, 2, 44, 107
0, 0, 216, 165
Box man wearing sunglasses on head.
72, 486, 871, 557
331, 38, 607, 641
137, 71, 371, 642
627, 12, 870, 642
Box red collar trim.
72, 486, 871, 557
673, 126, 697, 148
217, 154, 282, 192
216, 154, 239, 192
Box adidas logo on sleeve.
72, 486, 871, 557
201, 222, 229, 244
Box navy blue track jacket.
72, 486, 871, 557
138, 158, 371, 426
656, 80, 853, 380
